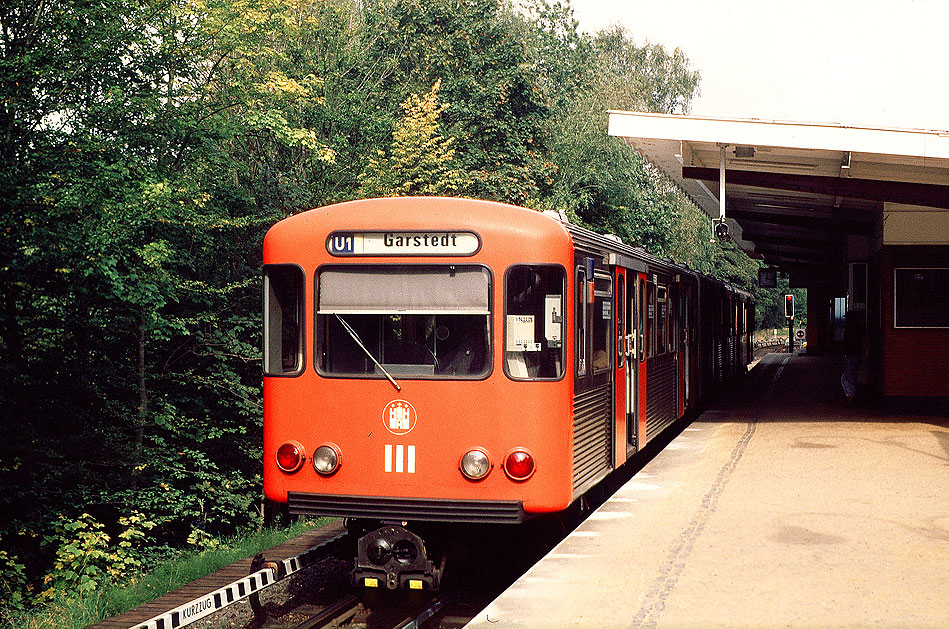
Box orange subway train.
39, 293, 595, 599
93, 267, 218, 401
262, 197, 753, 590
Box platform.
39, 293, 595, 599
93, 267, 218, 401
467, 353, 949, 628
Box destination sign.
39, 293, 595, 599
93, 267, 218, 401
327, 231, 480, 256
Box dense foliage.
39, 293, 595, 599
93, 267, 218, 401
0, 0, 776, 618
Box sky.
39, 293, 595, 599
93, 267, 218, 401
569, 0, 949, 131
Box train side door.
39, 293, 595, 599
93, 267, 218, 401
674, 279, 680, 415
681, 281, 692, 411
614, 267, 626, 466
635, 273, 647, 448
626, 272, 639, 453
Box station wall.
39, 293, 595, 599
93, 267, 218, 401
880, 245, 949, 415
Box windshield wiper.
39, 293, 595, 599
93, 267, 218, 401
334, 314, 401, 391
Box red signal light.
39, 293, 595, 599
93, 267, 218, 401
503, 449, 535, 481
276, 441, 305, 473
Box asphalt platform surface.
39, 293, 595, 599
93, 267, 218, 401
466, 352, 949, 628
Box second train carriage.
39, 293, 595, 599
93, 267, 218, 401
262, 197, 752, 590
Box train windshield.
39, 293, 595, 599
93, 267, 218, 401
317, 265, 491, 378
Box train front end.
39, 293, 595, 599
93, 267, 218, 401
262, 198, 575, 590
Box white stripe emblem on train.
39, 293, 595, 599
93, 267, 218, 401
384, 445, 416, 473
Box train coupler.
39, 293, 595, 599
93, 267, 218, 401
353, 525, 442, 591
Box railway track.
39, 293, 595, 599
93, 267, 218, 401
261, 524, 558, 629
287, 594, 360, 628
206, 519, 566, 628
285, 591, 452, 629
754, 345, 787, 359
92, 520, 525, 629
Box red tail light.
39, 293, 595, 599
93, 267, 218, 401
503, 448, 535, 481
276, 441, 305, 473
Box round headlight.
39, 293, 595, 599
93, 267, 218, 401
276, 441, 305, 473
312, 444, 340, 476
503, 448, 535, 481
460, 449, 491, 480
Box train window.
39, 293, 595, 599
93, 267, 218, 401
576, 266, 587, 376
639, 280, 645, 362
505, 265, 566, 380
617, 278, 625, 367
646, 280, 656, 358
592, 273, 613, 373
316, 265, 491, 378
656, 284, 668, 355
263, 264, 305, 376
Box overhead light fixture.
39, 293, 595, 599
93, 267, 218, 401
840, 151, 852, 176
734, 145, 755, 158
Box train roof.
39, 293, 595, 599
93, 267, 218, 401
555, 211, 753, 301
266, 197, 752, 301
265, 196, 568, 242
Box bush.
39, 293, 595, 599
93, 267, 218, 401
40, 512, 154, 602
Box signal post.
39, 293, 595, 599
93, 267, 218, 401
785, 294, 794, 352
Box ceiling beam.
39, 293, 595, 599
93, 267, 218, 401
730, 196, 878, 219
683, 167, 949, 209
740, 232, 834, 247
729, 208, 875, 236
762, 258, 827, 274
754, 244, 827, 258
762, 254, 823, 264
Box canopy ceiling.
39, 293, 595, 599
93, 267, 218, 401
608, 112, 949, 285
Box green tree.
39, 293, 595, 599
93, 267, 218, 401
199, 0, 338, 213
360, 0, 553, 204
1, 0, 273, 599
358, 80, 464, 196
523, 10, 701, 255
0, 0, 765, 611
590, 25, 700, 115
756, 276, 807, 330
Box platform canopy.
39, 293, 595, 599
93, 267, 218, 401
608, 111, 949, 285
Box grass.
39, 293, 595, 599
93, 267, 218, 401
2, 518, 330, 629
755, 328, 791, 344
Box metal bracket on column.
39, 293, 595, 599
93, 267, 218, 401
719, 143, 726, 222
712, 144, 730, 241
